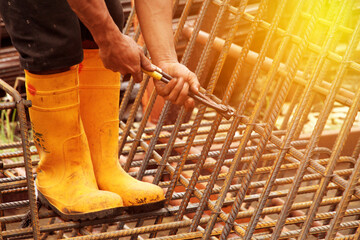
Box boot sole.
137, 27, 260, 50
38, 191, 126, 221
125, 199, 166, 214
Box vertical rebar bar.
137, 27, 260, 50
194, 0, 231, 80
270, 1, 351, 238
233, 0, 325, 238
325, 156, 360, 239
298, 14, 360, 240
123, 87, 157, 172
176, 0, 259, 233
219, 0, 307, 238
0, 79, 41, 239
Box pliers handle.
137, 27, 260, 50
142, 66, 235, 120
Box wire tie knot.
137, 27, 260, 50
279, 146, 291, 151
211, 210, 222, 216
323, 173, 335, 180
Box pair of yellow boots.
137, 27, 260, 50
26, 50, 164, 220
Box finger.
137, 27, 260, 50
140, 53, 155, 72
133, 70, 143, 83
184, 98, 195, 111
167, 77, 184, 102
183, 71, 200, 94
175, 82, 189, 105
155, 78, 176, 97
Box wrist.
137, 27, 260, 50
155, 58, 179, 68
91, 15, 122, 48
150, 48, 178, 66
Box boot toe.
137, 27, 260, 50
122, 182, 165, 207
66, 190, 123, 213
38, 189, 125, 221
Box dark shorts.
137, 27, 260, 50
0, 0, 124, 72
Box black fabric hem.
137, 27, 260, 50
20, 51, 84, 72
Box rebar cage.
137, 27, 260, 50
1, 0, 360, 239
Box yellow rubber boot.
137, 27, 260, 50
25, 68, 124, 220
79, 50, 165, 213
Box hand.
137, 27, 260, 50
154, 62, 200, 111
97, 32, 155, 83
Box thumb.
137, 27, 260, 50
140, 54, 155, 72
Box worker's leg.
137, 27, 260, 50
0, 0, 124, 220
79, 50, 165, 212
78, 0, 165, 212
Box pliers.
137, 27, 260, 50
142, 66, 235, 120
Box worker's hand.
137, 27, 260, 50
154, 61, 200, 111
98, 33, 155, 83
67, 0, 154, 82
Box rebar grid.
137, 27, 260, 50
1, 0, 360, 239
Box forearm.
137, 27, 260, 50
135, 0, 177, 65
66, 0, 122, 48
66, 0, 154, 79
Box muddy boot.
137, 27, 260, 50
25, 68, 124, 220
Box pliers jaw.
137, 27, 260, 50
225, 106, 236, 120
217, 105, 235, 120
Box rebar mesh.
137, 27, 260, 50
1, 0, 360, 239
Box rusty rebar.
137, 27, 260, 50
0, 79, 40, 239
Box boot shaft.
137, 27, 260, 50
79, 49, 121, 172
25, 68, 97, 188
